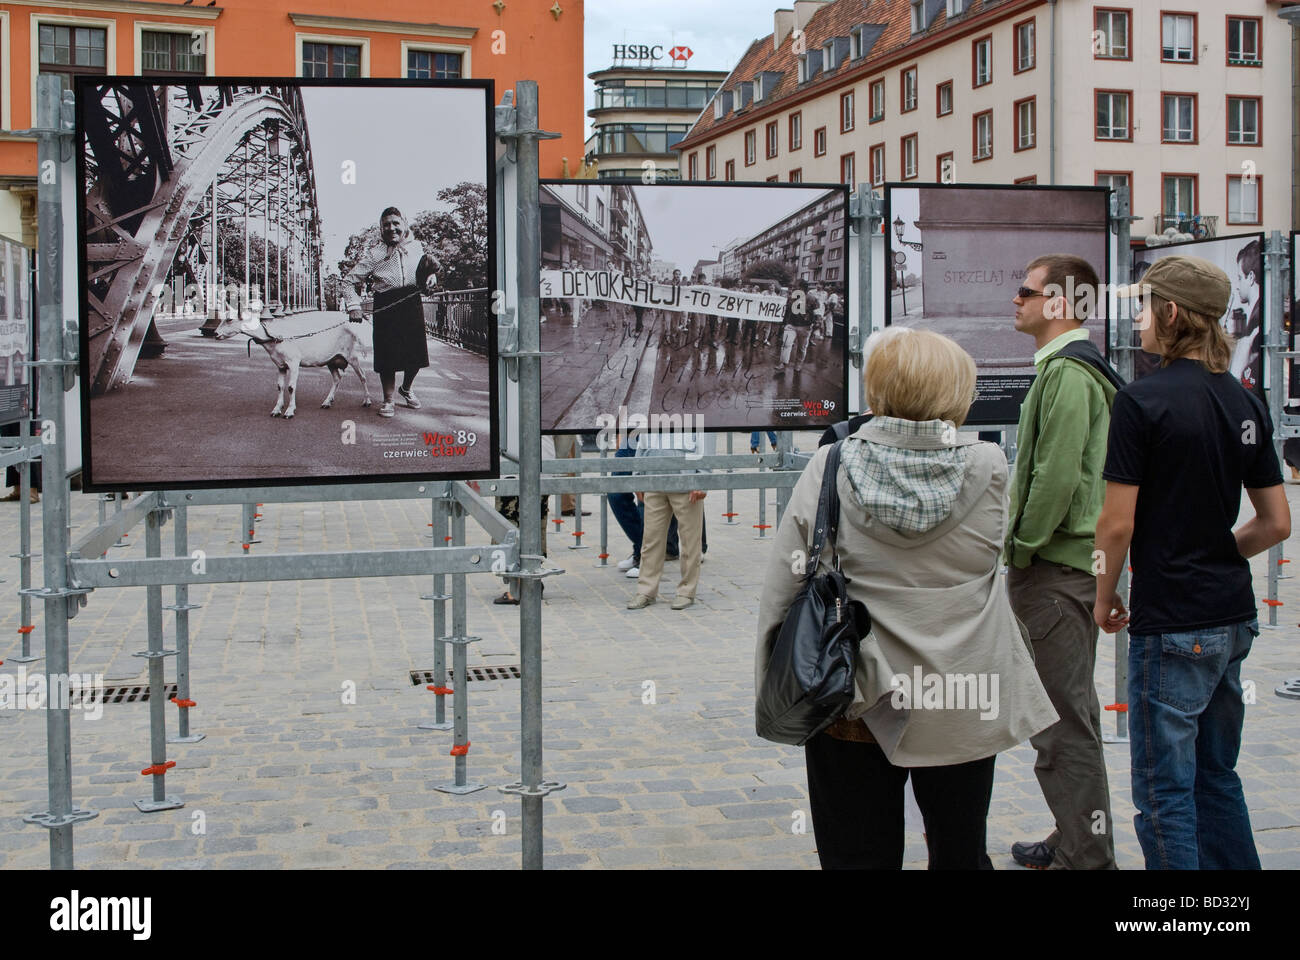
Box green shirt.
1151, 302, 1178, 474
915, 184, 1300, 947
1006, 329, 1118, 573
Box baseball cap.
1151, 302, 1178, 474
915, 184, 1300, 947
1116, 255, 1231, 317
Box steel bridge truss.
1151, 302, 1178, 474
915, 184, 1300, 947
81, 83, 323, 395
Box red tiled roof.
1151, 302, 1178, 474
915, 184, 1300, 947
677, 0, 1037, 150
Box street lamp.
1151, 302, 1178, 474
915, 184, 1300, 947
893, 215, 908, 316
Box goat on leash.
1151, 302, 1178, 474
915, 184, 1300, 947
213, 311, 375, 419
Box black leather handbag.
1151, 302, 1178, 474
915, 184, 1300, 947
756, 441, 871, 746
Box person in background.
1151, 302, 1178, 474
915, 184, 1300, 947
750, 430, 777, 454
757, 329, 1057, 869
1095, 256, 1290, 869
1004, 254, 1122, 872
774, 280, 814, 376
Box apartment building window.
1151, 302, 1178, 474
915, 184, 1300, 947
1014, 176, 1038, 185
1094, 9, 1130, 59
141, 30, 206, 74
1095, 171, 1133, 208
1162, 174, 1196, 219
901, 67, 918, 112
972, 35, 992, 87
841, 90, 855, 132
789, 111, 802, 150
840, 152, 855, 186
814, 126, 827, 156
745, 129, 757, 165
1162, 93, 1197, 143
303, 42, 361, 78
973, 110, 993, 161
1095, 90, 1132, 140
576, 184, 589, 209
706, 146, 716, 179
1015, 97, 1036, 151
789, 168, 803, 183
870, 79, 885, 122
937, 80, 953, 117
725, 158, 735, 180
947, 0, 967, 16
901, 134, 918, 179
937, 151, 955, 183
1227, 97, 1261, 146
1162, 13, 1196, 63
766, 175, 780, 182
1227, 176, 1260, 225
910, 0, 924, 34
870, 143, 885, 186
597, 124, 690, 155
1227, 17, 1262, 65
407, 50, 462, 79
766, 121, 779, 159
38, 24, 107, 91
688, 152, 698, 180
1015, 19, 1035, 72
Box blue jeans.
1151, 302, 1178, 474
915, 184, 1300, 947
750, 431, 777, 450
1128, 619, 1260, 869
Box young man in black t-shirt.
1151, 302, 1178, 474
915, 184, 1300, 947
1094, 256, 1291, 870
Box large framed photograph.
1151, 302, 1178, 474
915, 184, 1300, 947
538, 181, 849, 433
75, 78, 497, 491
1132, 233, 1266, 397
0, 234, 33, 427
884, 184, 1110, 426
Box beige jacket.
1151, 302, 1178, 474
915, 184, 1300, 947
755, 422, 1058, 767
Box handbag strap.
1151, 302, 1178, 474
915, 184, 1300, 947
805, 440, 843, 577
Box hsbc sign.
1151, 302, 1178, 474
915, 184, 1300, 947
612, 44, 694, 64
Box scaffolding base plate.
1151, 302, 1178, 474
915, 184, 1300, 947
434, 781, 487, 795
418, 721, 454, 731
134, 796, 184, 813
167, 733, 206, 744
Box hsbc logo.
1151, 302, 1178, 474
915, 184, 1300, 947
612, 44, 695, 64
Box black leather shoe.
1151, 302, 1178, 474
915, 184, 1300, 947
1011, 840, 1055, 869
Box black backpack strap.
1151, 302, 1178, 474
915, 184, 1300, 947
806, 440, 843, 576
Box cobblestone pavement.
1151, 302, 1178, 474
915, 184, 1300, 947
1, 436, 1298, 870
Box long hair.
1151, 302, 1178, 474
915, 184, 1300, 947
1149, 293, 1232, 373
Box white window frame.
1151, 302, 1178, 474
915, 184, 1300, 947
745, 129, 756, 165
1162, 94, 1195, 142
1227, 17, 1260, 63
401, 41, 471, 79
1016, 21, 1035, 71
1017, 99, 1036, 149
850, 26, 863, 60
1161, 13, 1195, 63
870, 79, 884, 121
1227, 177, 1259, 224
798, 54, 810, 83
133, 21, 216, 76
295, 32, 371, 78
1227, 97, 1259, 145
870, 144, 885, 186
902, 68, 917, 111
1095, 10, 1129, 58
822, 42, 834, 73
1096, 91, 1130, 140
974, 37, 991, 86
910, 1, 924, 34
841, 90, 855, 131
975, 112, 992, 159
938, 81, 952, 116
947, 0, 967, 16
903, 135, 917, 179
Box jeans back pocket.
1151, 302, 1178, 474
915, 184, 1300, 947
1157, 627, 1230, 713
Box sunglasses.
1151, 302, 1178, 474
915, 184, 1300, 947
1016, 286, 1046, 299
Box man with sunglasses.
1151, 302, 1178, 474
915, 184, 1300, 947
1005, 254, 1124, 870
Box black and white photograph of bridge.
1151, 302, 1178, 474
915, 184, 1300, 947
77, 80, 496, 490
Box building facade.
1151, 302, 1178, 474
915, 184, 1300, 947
588, 62, 727, 181
0, 0, 586, 245
541, 181, 654, 274
674, 0, 1292, 239
731, 189, 847, 283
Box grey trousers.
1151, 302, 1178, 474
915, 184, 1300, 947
1007, 557, 1117, 870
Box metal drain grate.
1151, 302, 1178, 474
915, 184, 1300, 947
99, 683, 178, 704
410, 665, 521, 685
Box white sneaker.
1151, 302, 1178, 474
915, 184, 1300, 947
617, 556, 637, 571
625, 566, 640, 578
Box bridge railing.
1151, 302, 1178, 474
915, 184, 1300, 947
424, 288, 491, 358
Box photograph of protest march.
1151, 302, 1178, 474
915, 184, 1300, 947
885, 184, 1110, 425
76, 79, 496, 490
538, 181, 849, 432
0, 235, 32, 426
1132, 233, 1266, 397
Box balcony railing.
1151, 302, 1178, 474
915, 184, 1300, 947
1152, 213, 1218, 239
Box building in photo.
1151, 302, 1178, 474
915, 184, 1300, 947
0, 0, 586, 246
673, 0, 1292, 239
588, 46, 728, 181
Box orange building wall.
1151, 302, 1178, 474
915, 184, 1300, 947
0, 0, 584, 177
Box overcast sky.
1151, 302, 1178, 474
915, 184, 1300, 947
301, 87, 487, 266
584, 1, 773, 135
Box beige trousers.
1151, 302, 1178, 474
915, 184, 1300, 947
552, 433, 578, 514
636, 491, 703, 600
